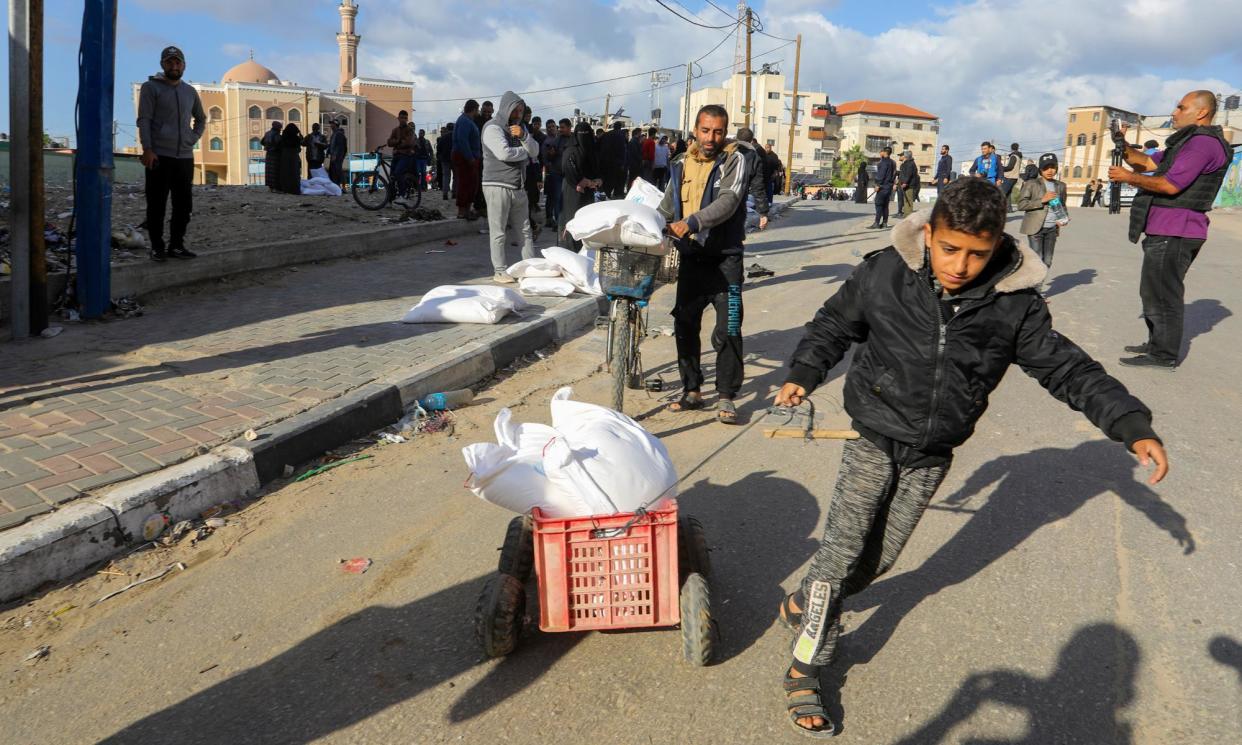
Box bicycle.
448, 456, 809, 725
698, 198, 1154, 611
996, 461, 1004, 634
350, 145, 422, 211
598, 245, 664, 414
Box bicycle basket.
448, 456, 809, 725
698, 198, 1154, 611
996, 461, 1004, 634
597, 247, 662, 300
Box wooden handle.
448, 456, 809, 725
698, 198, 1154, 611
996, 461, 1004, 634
762, 428, 860, 440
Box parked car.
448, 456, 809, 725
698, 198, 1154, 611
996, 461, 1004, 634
1099, 182, 1137, 208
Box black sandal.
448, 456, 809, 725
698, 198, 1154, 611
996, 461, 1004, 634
779, 593, 802, 632
783, 666, 836, 738
716, 399, 738, 424
670, 393, 705, 412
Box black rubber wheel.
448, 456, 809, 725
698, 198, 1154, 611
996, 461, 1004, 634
679, 572, 714, 666
678, 515, 712, 581
352, 171, 390, 211
497, 514, 534, 582
393, 172, 423, 209
475, 573, 526, 658
610, 308, 632, 413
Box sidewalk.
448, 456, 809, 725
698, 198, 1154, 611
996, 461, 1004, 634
0, 221, 609, 595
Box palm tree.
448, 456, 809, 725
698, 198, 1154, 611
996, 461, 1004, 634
836, 144, 868, 184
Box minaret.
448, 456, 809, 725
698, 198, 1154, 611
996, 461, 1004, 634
337, 0, 360, 93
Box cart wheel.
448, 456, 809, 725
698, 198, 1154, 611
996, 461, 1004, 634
475, 573, 526, 658
497, 514, 534, 582
678, 515, 712, 581
679, 572, 714, 666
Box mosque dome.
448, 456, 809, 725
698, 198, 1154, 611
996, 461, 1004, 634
222, 59, 280, 84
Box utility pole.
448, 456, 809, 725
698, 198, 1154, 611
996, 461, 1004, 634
603, 93, 612, 130
9, 0, 32, 338
684, 61, 693, 138
783, 33, 802, 196
743, 6, 753, 128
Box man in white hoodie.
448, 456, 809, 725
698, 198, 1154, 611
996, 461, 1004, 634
481, 91, 540, 283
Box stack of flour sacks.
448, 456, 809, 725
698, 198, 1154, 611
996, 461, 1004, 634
462, 387, 677, 518
504, 246, 605, 298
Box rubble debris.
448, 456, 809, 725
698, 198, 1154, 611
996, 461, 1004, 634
24, 645, 51, 664
339, 557, 372, 575
91, 562, 186, 606
141, 513, 169, 541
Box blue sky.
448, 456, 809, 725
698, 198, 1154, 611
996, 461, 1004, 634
3, 0, 1239, 155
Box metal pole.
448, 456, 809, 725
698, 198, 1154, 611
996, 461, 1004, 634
74, 0, 117, 319
8, 0, 32, 338
743, 7, 752, 129
602, 93, 611, 130
784, 34, 802, 196
28, 0, 47, 334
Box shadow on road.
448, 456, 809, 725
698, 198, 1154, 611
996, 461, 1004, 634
98, 573, 581, 743
892, 623, 1140, 744
1182, 298, 1232, 358
1209, 635, 1242, 686
1045, 268, 1096, 298
838, 439, 1193, 675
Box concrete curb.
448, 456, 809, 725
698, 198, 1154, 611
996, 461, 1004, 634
0, 294, 608, 602
1, 218, 476, 314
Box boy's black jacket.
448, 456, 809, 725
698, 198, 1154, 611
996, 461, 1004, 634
788, 211, 1157, 455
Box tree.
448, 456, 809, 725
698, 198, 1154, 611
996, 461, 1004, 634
835, 144, 868, 184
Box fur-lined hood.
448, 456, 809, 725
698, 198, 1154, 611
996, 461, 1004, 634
889, 209, 1046, 294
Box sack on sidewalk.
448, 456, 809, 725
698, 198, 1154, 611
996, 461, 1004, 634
506, 257, 563, 279
542, 247, 602, 295
519, 276, 576, 297
400, 284, 529, 324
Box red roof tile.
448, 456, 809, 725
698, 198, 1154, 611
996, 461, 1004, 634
834, 100, 938, 120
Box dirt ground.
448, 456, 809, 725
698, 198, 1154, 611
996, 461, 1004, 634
0, 182, 451, 275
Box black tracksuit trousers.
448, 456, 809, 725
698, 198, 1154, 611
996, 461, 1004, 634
672, 253, 744, 398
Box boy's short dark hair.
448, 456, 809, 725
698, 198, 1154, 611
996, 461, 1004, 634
929, 178, 1007, 240
980, 141, 991, 148
880, 147, 891, 155
464, 99, 479, 114
559, 118, 571, 127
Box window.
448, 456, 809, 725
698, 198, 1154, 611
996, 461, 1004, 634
248, 105, 261, 119
287, 108, 301, 122
931, 125, 939, 133
209, 137, 223, 151
904, 142, 913, 150
765, 139, 775, 146
1062, 166, 1069, 178
767, 92, 781, 99
767, 116, 777, 124
1076, 134, 1086, 146
1070, 113, 1077, 122
919, 165, 930, 174
1073, 166, 1083, 178
265, 106, 282, 120
894, 122, 901, 129
814, 149, 833, 161
879, 120, 891, 128
249, 137, 262, 151
793, 152, 803, 160
1092, 112, 1100, 121
1091, 133, 1098, 145
865, 135, 889, 152
913, 123, 923, 130
921, 143, 933, 151
1087, 166, 1094, 177
209, 106, 223, 121
193, 141, 200, 151
1067, 134, 1073, 146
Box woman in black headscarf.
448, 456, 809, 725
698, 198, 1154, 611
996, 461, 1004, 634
559, 122, 602, 249
853, 163, 869, 203
1081, 179, 1095, 207
277, 122, 303, 194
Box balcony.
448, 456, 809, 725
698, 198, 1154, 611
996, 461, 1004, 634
811, 105, 830, 119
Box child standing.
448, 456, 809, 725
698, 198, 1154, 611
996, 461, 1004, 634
1016, 153, 1070, 290
772, 179, 1169, 737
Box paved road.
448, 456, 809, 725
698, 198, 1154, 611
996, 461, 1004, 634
2, 203, 1239, 744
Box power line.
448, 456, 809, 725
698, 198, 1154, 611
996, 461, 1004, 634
701, 0, 738, 20
651, 0, 739, 29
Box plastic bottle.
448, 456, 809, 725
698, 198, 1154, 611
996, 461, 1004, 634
1048, 196, 1070, 226
418, 388, 475, 411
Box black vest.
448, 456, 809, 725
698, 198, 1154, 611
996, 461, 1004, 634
1129, 125, 1232, 243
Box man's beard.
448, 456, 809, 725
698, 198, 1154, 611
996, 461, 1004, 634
164, 69, 182, 80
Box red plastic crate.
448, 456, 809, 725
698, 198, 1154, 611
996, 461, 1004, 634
532, 500, 680, 632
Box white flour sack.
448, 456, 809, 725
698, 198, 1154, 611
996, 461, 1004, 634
565, 200, 666, 248
461, 391, 676, 517
400, 284, 529, 324
541, 387, 677, 514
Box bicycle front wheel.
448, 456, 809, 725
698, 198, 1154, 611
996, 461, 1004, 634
395, 174, 423, 209
352, 171, 391, 211
609, 303, 635, 413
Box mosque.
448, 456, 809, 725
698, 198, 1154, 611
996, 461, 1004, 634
131, 1, 415, 185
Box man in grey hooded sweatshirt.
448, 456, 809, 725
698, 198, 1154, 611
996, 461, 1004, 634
137, 46, 206, 261
481, 91, 540, 282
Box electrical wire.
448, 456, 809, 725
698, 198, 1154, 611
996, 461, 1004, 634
701, 0, 739, 20
651, 0, 739, 29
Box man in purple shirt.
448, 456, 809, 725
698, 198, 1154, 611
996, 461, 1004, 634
1108, 90, 1232, 370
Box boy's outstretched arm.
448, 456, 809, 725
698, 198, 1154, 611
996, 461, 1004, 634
1014, 300, 1170, 484
778, 259, 872, 404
